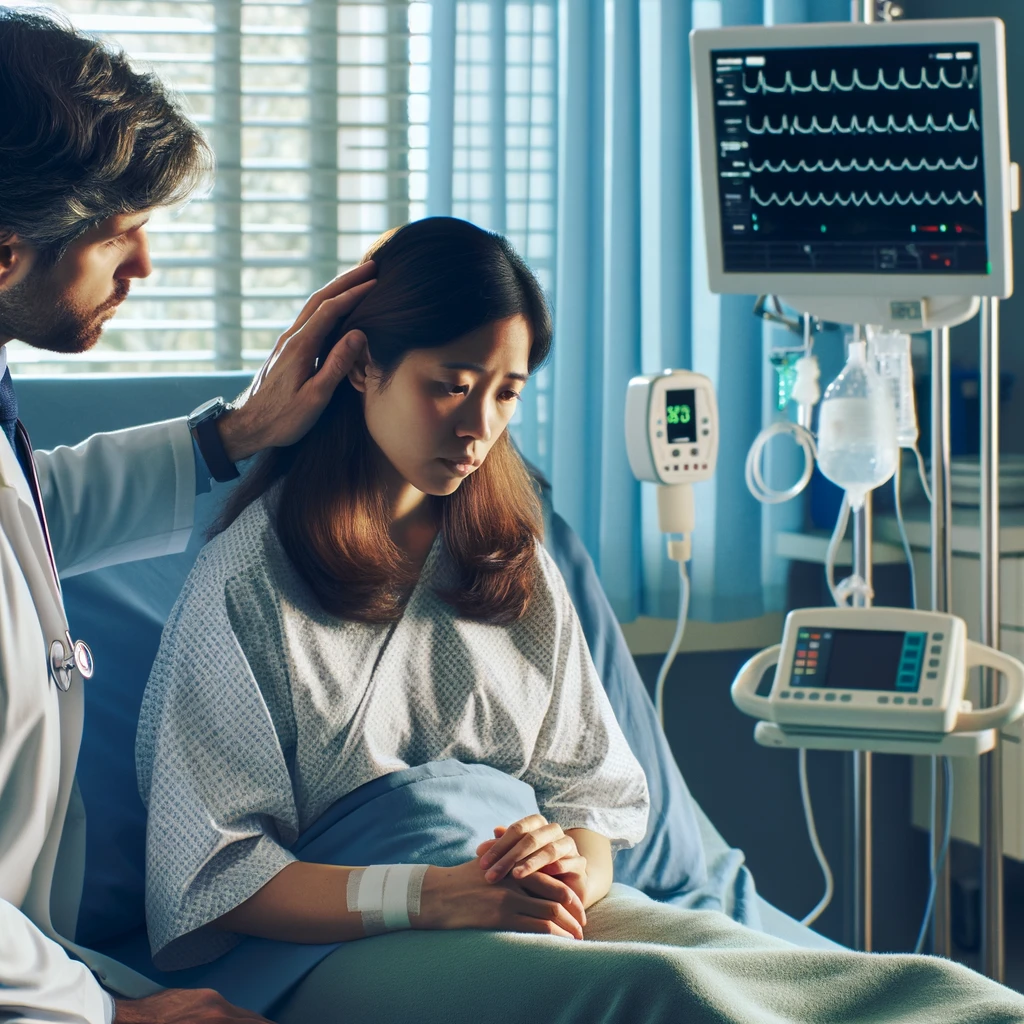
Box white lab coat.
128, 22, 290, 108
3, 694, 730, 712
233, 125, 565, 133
0, 417, 196, 1022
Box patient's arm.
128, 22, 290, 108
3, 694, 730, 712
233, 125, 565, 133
213, 858, 588, 942
567, 829, 613, 907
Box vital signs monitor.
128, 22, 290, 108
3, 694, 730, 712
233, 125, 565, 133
731, 607, 1024, 757
691, 19, 1014, 329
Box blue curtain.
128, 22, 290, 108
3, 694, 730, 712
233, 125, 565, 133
427, 0, 849, 622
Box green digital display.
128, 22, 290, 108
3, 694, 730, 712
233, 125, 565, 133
666, 388, 697, 443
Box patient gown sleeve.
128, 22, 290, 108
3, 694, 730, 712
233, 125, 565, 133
521, 549, 650, 854
135, 557, 299, 971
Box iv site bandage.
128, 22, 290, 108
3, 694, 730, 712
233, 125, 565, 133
347, 864, 429, 936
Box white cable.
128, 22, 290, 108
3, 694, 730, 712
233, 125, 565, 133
893, 459, 918, 610
745, 420, 817, 504
913, 443, 933, 504
915, 757, 954, 953
655, 561, 690, 729
798, 748, 834, 926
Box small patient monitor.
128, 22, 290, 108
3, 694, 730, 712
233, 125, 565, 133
625, 370, 719, 486
731, 607, 1024, 753
691, 18, 1014, 328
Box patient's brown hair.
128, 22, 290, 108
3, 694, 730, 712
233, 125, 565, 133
215, 217, 552, 625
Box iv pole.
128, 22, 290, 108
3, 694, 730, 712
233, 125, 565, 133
979, 297, 1004, 981
849, 1, 1005, 974
849, 0, 873, 955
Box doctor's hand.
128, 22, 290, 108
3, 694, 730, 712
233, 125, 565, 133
477, 819, 589, 908
215, 261, 377, 463
418, 857, 587, 940
113, 988, 271, 1023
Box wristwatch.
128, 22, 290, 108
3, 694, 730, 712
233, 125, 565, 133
187, 396, 240, 482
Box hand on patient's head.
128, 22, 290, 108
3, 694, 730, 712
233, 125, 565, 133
218, 261, 376, 463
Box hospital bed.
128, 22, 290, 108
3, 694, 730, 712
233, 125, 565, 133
16, 372, 843, 987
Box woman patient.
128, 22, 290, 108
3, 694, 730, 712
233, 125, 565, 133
138, 215, 649, 970
138, 217, 1024, 1024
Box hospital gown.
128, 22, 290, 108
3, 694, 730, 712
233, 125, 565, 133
136, 492, 650, 970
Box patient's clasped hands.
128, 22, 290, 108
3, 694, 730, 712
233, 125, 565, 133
477, 816, 588, 902
418, 855, 587, 941
410, 814, 591, 942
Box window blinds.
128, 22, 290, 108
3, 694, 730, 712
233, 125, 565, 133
8, 0, 429, 373
6, 0, 558, 459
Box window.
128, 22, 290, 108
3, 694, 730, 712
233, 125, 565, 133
7, 0, 431, 373
449, 1, 557, 470
5, 0, 559, 477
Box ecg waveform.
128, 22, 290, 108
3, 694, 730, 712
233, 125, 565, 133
745, 110, 980, 135
751, 188, 983, 208
742, 65, 977, 95
711, 42, 988, 274
748, 155, 979, 174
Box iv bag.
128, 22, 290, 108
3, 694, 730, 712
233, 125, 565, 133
816, 340, 898, 511
867, 327, 918, 448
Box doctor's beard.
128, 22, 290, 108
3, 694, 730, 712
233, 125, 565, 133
0, 270, 129, 354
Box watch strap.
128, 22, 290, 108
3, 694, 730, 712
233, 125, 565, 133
191, 413, 240, 482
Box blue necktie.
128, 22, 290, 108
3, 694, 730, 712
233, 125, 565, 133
0, 366, 17, 453
0, 366, 35, 483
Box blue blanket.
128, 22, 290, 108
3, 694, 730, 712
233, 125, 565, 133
99, 761, 547, 1013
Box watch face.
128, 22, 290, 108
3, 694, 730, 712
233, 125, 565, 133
189, 397, 224, 428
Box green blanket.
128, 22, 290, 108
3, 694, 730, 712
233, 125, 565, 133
274, 883, 1024, 1023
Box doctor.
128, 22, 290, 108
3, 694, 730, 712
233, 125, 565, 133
0, 8, 373, 1023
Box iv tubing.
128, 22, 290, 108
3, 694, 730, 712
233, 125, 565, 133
913, 443, 933, 504
915, 756, 954, 954
798, 748, 834, 926
825, 494, 852, 606
655, 560, 690, 729
745, 420, 817, 504
893, 459, 919, 611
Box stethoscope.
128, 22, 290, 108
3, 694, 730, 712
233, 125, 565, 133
14, 421, 94, 692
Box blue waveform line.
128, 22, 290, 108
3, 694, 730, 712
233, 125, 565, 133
745, 110, 979, 135
748, 155, 979, 174
750, 187, 983, 207
742, 65, 976, 95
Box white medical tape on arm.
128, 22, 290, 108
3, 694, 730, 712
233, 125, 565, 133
382, 865, 415, 929
346, 864, 429, 936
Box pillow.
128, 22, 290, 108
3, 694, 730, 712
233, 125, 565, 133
71, 486, 233, 945
96, 761, 543, 1015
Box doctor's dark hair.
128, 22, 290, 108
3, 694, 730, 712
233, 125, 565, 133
215, 217, 553, 625
0, 7, 211, 262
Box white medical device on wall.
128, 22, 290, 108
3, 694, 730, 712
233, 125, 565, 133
732, 607, 1024, 758
625, 370, 719, 563
625, 370, 719, 724
691, 17, 1015, 329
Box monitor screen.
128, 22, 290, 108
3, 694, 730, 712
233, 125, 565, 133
790, 627, 928, 692
665, 388, 697, 443
709, 43, 987, 277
